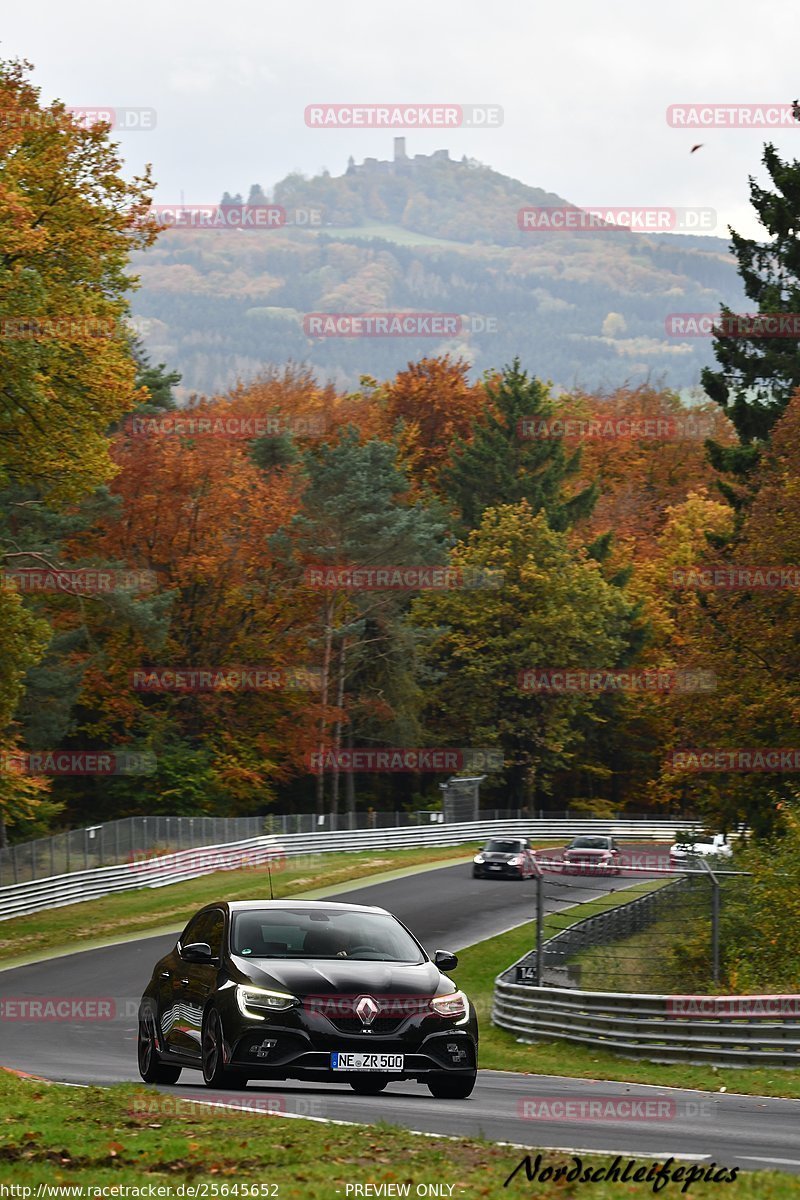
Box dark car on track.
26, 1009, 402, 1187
137, 899, 478, 1098
472, 837, 537, 879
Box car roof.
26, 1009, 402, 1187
223, 899, 390, 916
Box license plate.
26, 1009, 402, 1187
489, 864, 502, 870
331, 1052, 403, 1071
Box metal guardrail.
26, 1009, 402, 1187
493, 880, 800, 1068
0, 809, 693, 886
0, 817, 694, 922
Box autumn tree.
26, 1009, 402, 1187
62, 390, 320, 820
412, 502, 639, 809
0, 57, 155, 836
651, 394, 800, 834
553, 385, 734, 558
376, 356, 488, 488
0, 58, 156, 502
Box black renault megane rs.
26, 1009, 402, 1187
138, 899, 478, 1097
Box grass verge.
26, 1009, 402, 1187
572, 905, 711, 993
0, 1070, 796, 1197
454, 888, 800, 1099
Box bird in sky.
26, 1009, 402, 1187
690, 144, 704, 153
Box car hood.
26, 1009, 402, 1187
231, 956, 446, 997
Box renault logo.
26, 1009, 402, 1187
355, 995, 379, 1025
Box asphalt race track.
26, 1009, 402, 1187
2, 851, 799, 1173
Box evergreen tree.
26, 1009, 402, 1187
280, 429, 449, 816
702, 144, 800, 476
441, 359, 598, 531
247, 183, 269, 207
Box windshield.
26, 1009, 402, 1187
485, 840, 522, 853
569, 837, 610, 849
231, 908, 425, 962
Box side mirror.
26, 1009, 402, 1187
433, 949, 458, 971
182, 941, 213, 963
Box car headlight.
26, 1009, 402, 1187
508, 855, 523, 866
236, 984, 298, 1020
431, 990, 468, 1019
473, 855, 485, 863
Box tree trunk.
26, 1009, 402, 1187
315, 596, 335, 817
330, 635, 347, 821
345, 727, 356, 826
0, 813, 7, 850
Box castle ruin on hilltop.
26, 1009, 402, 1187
345, 137, 460, 177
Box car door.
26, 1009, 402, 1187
166, 908, 225, 1058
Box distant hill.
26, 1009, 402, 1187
131, 141, 744, 400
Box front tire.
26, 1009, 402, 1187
427, 1071, 477, 1099
202, 1009, 248, 1089
138, 1016, 182, 1085
349, 1075, 389, 1095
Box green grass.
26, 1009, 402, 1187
1, 1070, 798, 1197
0, 843, 492, 965
453, 892, 800, 1099
572, 906, 711, 993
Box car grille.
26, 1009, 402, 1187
326, 1016, 406, 1034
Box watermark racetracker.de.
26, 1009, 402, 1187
129, 667, 321, 692
303, 565, 504, 590
518, 668, 716, 694
2, 750, 157, 776
518, 207, 715, 233
304, 103, 503, 128
306, 748, 503, 773
302, 312, 497, 337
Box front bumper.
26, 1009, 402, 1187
230, 1028, 477, 1079
216, 993, 479, 1081
473, 861, 522, 877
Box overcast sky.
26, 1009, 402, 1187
4, 0, 798, 240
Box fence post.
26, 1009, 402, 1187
698, 858, 721, 986
533, 860, 545, 985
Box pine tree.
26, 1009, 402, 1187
702, 144, 800, 476
441, 359, 598, 531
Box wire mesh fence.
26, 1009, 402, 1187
508, 850, 747, 994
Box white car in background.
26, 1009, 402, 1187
669, 832, 732, 868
